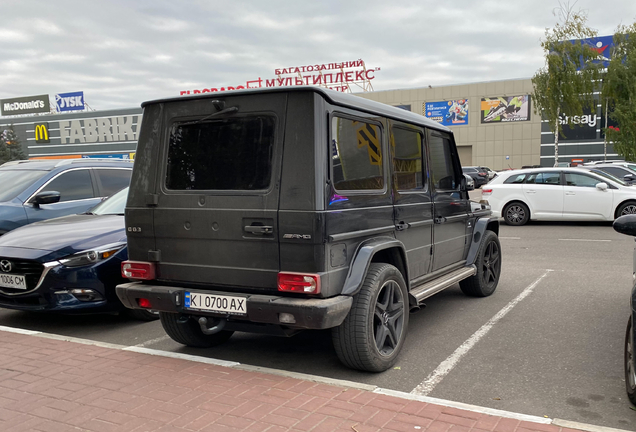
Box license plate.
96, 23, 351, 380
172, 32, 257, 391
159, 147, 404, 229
0, 274, 27, 290
184, 292, 247, 315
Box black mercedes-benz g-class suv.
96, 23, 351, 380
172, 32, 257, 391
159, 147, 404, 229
116, 87, 501, 372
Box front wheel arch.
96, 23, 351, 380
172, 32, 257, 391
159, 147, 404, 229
615, 200, 636, 219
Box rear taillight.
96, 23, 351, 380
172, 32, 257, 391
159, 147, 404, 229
482, 188, 492, 196
278, 272, 321, 294
122, 261, 156, 280
478, 172, 487, 176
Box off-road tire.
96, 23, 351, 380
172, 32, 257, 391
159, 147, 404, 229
460, 230, 501, 297
503, 202, 529, 226
332, 263, 409, 372
126, 308, 160, 322
159, 312, 234, 348
626, 316, 636, 405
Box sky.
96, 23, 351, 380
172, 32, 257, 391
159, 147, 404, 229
0, 0, 634, 112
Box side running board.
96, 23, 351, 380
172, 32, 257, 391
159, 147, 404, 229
409, 265, 477, 305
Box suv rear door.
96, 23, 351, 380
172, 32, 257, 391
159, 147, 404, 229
151, 94, 286, 290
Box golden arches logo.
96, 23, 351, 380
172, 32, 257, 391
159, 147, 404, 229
34, 123, 50, 143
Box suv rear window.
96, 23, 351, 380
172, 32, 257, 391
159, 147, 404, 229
166, 116, 276, 191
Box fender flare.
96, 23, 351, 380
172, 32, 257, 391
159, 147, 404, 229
466, 216, 500, 265
341, 237, 408, 296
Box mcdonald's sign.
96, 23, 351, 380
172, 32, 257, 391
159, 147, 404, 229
34, 123, 50, 143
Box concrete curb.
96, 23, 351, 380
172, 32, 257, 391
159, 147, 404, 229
0, 325, 632, 432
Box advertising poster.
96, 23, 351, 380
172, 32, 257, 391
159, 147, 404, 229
481, 95, 531, 123
423, 100, 468, 126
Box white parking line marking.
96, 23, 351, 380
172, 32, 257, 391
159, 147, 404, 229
499, 237, 521, 240
558, 239, 611, 242
410, 269, 553, 397
133, 335, 171, 347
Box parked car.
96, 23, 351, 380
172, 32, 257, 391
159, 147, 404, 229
462, 166, 489, 188
115, 87, 501, 372
479, 166, 497, 180
579, 164, 636, 185
611, 214, 636, 406
0, 158, 133, 235
463, 173, 475, 190
0, 187, 157, 320
482, 167, 636, 225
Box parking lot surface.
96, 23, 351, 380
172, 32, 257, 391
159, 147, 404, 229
0, 213, 635, 430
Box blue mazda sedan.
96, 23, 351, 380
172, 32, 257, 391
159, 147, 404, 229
0, 158, 132, 235
0, 187, 157, 320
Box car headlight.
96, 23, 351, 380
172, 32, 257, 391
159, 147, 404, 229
59, 243, 126, 267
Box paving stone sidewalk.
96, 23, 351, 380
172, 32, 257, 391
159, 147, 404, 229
0, 330, 612, 432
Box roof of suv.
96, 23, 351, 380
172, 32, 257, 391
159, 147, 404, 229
0, 158, 134, 171
141, 86, 452, 134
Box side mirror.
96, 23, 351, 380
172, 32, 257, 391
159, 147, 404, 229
624, 174, 636, 182
31, 191, 61, 207
614, 214, 636, 236
595, 182, 608, 191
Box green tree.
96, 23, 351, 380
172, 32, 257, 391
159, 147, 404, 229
0, 125, 27, 165
531, 3, 603, 166
603, 23, 636, 161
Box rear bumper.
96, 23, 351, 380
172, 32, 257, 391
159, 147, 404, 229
116, 282, 353, 330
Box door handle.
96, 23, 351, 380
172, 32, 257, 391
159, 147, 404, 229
395, 221, 410, 231
565, 191, 575, 196
526, 190, 536, 194
434, 216, 447, 224
244, 225, 273, 235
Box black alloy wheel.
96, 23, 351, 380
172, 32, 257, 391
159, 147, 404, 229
373, 278, 406, 357
460, 230, 501, 297
332, 263, 409, 372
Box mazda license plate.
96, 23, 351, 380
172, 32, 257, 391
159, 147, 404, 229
184, 292, 247, 315
0, 274, 27, 290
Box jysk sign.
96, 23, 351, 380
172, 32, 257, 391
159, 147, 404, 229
1, 94, 50, 116
34, 123, 50, 143
55, 91, 85, 112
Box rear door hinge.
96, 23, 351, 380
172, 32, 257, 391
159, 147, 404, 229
146, 194, 159, 206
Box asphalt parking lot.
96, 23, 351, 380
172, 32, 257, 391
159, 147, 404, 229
0, 205, 635, 430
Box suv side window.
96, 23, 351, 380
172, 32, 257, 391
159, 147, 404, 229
392, 126, 424, 190
525, 172, 561, 185
166, 116, 276, 191
331, 116, 384, 191
95, 169, 132, 196
40, 169, 95, 202
428, 131, 458, 190
564, 172, 603, 188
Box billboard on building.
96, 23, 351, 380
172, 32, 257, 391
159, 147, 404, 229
423, 100, 469, 126
558, 107, 598, 140
481, 95, 531, 123
1, 94, 50, 116
55, 91, 85, 112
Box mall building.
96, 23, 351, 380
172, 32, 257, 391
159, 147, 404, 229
0, 78, 618, 168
